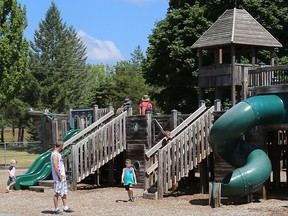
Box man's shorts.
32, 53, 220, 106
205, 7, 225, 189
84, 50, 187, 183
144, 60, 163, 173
124, 184, 133, 191
9, 176, 16, 183
54, 179, 68, 197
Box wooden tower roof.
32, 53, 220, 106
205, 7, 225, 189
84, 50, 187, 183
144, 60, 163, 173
191, 8, 282, 49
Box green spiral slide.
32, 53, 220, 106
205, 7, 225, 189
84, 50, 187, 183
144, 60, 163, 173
209, 94, 288, 198
14, 129, 81, 190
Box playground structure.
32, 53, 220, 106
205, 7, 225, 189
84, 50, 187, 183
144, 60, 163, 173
14, 7, 288, 209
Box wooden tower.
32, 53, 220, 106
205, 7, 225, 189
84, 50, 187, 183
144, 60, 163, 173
191, 8, 282, 105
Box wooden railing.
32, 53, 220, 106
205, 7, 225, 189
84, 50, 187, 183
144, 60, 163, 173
63, 111, 114, 148
144, 105, 214, 198
199, 64, 254, 87
69, 111, 127, 189
248, 64, 288, 88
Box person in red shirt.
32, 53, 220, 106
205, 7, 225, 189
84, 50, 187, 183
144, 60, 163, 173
138, 95, 153, 115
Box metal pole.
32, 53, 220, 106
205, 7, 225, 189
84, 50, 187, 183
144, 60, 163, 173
4, 142, 7, 168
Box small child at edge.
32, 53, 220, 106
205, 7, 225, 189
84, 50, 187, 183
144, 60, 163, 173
121, 159, 137, 202
6, 159, 17, 193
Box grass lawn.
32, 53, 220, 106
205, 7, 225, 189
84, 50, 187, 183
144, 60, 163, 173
0, 147, 40, 169
3, 128, 30, 142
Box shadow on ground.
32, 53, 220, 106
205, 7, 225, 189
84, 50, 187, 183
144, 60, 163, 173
41, 210, 56, 215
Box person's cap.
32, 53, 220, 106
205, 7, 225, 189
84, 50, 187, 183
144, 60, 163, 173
123, 98, 131, 104
141, 95, 150, 102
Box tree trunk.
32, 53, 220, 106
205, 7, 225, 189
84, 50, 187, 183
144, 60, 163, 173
1, 128, 4, 143
12, 127, 15, 142
18, 128, 24, 142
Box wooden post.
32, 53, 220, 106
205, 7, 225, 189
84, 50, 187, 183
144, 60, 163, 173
127, 107, 133, 116
251, 47, 256, 69
79, 118, 85, 130
214, 99, 221, 111
61, 120, 67, 140
52, 118, 58, 144
270, 48, 275, 66
107, 104, 114, 112
231, 45, 236, 106
108, 159, 114, 185
242, 65, 248, 100
71, 144, 78, 190
158, 149, 164, 199
95, 169, 100, 186
144, 150, 150, 190
170, 110, 178, 130
93, 104, 99, 122
200, 158, 208, 193
147, 111, 152, 149
219, 48, 223, 64
199, 100, 205, 107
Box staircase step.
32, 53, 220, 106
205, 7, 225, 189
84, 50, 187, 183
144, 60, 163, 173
143, 189, 158, 200
38, 180, 54, 188
29, 186, 53, 193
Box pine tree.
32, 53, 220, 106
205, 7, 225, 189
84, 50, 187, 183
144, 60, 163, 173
30, 2, 87, 113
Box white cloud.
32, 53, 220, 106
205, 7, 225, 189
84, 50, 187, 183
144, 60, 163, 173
77, 30, 124, 63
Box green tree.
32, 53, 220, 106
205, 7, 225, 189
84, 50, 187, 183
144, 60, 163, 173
0, 0, 30, 103
106, 47, 152, 112
143, 0, 288, 113
143, 2, 210, 113
30, 2, 87, 113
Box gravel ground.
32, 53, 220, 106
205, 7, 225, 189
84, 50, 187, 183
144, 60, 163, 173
1, 169, 288, 216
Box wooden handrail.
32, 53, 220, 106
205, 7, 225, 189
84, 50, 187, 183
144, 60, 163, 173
146, 106, 214, 176
145, 105, 207, 158
63, 111, 114, 148
69, 110, 127, 189
249, 64, 288, 73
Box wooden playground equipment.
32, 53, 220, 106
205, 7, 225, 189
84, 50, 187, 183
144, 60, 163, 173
25, 8, 288, 207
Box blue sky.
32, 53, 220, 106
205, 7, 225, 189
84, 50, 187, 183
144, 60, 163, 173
17, 0, 169, 65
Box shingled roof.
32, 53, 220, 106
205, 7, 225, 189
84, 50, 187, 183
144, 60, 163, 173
191, 8, 282, 49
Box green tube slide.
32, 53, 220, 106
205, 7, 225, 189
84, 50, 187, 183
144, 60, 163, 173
209, 94, 288, 197
14, 129, 81, 190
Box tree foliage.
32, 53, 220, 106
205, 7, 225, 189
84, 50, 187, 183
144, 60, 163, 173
0, 0, 30, 103
143, 2, 210, 113
143, 0, 288, 113
30, 2, 87, 113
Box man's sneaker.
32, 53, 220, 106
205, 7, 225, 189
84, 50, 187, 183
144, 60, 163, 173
54, 209, 62, 214
63, 207, 74, 213
6, 186, 9, 193
128, 198, 132, 202
131, 197, 135, 202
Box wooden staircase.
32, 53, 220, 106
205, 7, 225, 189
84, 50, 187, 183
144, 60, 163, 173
143, 105, 215, 199
63, 111, 127, 190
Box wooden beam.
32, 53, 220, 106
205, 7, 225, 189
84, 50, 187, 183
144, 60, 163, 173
251, 47, 256, 69
270, 48, 275, 66
219, 48, 223, 64
231, 45, 236, 106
